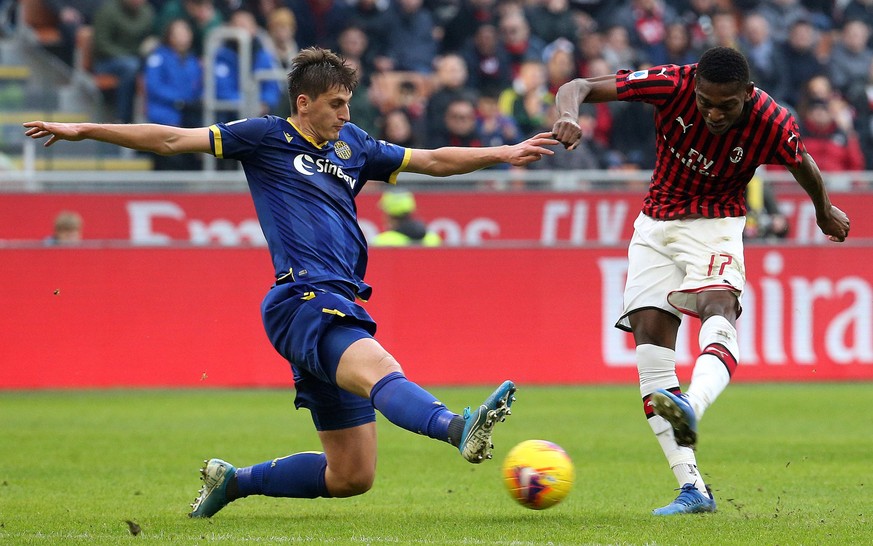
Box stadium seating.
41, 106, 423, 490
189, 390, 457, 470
18, 1, 119, 92
0, 20, 151, 171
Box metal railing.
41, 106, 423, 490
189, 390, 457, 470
200, 27, 285, 171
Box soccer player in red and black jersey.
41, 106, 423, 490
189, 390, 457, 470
553, 46, 850, 515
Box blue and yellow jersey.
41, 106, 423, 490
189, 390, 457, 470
209, 115, 411, 299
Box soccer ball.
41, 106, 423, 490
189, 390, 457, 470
502, 439, 575, 510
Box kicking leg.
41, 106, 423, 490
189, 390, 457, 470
686, 290, 740, 420
337, 337, 463, 443
337, 336, 515, 463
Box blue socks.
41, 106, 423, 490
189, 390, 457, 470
234, 373, 463, 501
370, 371, 461, 445
235, 452, 331, 499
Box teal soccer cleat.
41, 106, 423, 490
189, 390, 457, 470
652, 483, 716, 515
459, 380, 516, 463
648, 389, 698, 449
189, 458, 236, 518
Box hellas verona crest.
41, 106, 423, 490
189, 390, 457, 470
334, 140, 352, 160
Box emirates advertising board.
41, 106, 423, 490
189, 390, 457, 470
0, 192, 870, 388
1, 191, 868, 245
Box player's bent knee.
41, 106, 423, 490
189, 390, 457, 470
696, 291, 740, 323
377, 353, 403, 376
336, 339, 404, 396
327, 472, 375, 497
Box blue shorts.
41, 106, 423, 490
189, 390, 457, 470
261, 282, 378, 431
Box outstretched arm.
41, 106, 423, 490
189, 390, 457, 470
23, 122, 212, 155
551, 75, 618, 150
788, 151, 850, 242
404, 131, 558, 177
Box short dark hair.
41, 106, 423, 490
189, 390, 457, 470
287, 47, 358, 114
696, 47, 750, 86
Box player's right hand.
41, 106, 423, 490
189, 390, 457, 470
22, 121, 85, 147
551, 116, 582, 151
819, 205, 850, 242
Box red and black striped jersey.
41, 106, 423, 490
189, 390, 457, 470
615, 64, 804, 219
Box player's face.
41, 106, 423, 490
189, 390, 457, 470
300, 85, 352, 142
694, 78, 754, 135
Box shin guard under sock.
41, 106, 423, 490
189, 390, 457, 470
688, 316, 738, 419
370, 371, 458, 444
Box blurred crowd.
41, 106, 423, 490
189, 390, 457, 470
23, 0, 873, 175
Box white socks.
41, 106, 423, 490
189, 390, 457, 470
636, 344, 678, 397
637, 344, 705, 493
636, 316, 739, 496
687, 316, 738, 420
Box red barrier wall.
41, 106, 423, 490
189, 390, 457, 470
2, 191, 870, 246
2, 245, 871, 388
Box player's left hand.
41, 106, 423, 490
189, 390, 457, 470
819, 205, 850, 242
507, 131, 559, 167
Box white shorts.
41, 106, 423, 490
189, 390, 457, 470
616, 212, 746, 331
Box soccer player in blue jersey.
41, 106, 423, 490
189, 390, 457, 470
24, 47, 558, 518
552, 47, 850, 515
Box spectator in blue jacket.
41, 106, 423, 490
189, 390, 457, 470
144, 18, 203, 169
213, 9, 282, 118
145, 18, 203, 127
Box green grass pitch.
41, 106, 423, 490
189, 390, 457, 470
1, 383, 871, 545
